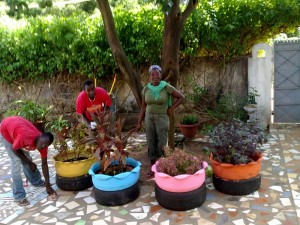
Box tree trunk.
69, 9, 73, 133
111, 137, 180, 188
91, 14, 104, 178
96, 0, 142, 107
161, 0, 198, 149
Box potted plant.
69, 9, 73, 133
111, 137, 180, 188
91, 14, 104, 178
178, 114, 199, 138
4, 99, 52, 131
243, 87, 260, 122
45, 116, 70, 139
151, 147, 207, 211
88, 108, 141, 206
53, 123, 97, 191
209, 119, 267, 195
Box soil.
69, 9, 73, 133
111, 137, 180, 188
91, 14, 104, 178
63, 157, 88, 162
126, 133, 211, 187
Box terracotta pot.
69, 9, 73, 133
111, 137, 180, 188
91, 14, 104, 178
151, 161, 208, 193
209, 153, 263, 180
178, 123, 199, 138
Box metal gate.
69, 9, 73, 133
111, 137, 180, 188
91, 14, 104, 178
274, 40, 300, 123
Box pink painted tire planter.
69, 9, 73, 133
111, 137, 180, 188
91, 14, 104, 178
151, 161, 208, 193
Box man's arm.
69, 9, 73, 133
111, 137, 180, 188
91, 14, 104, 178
13, 149, 37, 172
41, 157, 56, 195
77, 113, 90, 128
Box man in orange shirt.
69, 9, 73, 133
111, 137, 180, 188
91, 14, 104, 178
0, 116, 56, 206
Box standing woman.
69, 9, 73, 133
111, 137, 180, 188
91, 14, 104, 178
136, 65, 185, 176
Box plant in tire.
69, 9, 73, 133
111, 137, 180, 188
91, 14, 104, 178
209, 119, 267, 165
208, 119, 268, 195
87, 108, 141, 206
86, 107, 135, 175
152, 147, 208, 211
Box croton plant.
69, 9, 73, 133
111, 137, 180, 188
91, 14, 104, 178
87, 107, 134, 175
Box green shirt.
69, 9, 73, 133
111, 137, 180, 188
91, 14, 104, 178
142, 83, 174, 114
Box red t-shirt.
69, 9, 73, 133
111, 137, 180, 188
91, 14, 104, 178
76, 87, 112, 122
0, 116, 48, 158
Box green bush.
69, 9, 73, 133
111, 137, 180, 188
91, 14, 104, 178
180, 114, 199, 125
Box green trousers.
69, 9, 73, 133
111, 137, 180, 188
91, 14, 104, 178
145, 112, 169, 161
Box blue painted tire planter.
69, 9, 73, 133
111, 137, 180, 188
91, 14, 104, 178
89, 157, 141, 191
89, 157, 142, 206
93, 181, 140, 206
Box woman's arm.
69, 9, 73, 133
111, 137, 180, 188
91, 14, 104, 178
167, 89, 185, 114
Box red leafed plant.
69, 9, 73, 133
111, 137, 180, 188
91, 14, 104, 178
157, 147, 203, 176
87, 107, 134, 175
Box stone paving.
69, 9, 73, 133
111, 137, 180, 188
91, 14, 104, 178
0, 125, 300, 225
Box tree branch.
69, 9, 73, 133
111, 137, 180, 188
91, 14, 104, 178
181, 0, 198, 24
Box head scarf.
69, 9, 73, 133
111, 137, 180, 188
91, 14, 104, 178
149, 65, 162, 74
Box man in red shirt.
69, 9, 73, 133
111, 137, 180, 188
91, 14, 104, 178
0, 116, 57, 206
76, 80, 112, 128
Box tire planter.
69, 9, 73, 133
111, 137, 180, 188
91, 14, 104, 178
151, 161, 207, 210
54, 151, 96, 178
89, 157, 142, 206
152, 161, 208, 192
53, 150, 96, 191
56, 174, 93, 191
93, 181, 140, 206
212, 173, 261, 195
210, 153, 262, 180
210, 153, 263, 195
155, 183, 206, 211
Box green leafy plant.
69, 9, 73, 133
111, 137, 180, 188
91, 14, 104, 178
180, 114, 199, 125
4, 99, 52, 123
206, 92, 248, 122
45, 116, 70, 133
53, 123, 96, 162
209, 119, 267, 165
247, 87, 260, 104
156, 147, 203, 176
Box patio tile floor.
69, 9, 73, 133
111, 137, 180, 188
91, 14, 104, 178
0, 124, 300, 225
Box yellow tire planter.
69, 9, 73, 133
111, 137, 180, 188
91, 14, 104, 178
53, 151, 96, 178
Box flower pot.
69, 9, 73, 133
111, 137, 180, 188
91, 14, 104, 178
89, 157, 141, 191
178, 123, 199, 138
209, 153, 263, 180
151, 161, 208, 193
53, 151, 96, 178
152, 161, 207, 211
89, 157, 142, 206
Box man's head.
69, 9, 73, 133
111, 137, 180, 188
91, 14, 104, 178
84, 80, 96, 100
36, 132, 54, 150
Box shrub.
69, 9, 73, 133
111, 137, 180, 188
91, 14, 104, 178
180, 114, 199, 125
209, 119, 267, 165
156, 147, 203, 176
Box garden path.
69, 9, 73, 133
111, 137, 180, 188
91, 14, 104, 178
0, 125, 300, 225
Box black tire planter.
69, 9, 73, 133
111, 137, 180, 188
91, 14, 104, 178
212, 173, 261, 195
155, 182, 206, 211
93, 181, 140, 206
56, 174, 93, 191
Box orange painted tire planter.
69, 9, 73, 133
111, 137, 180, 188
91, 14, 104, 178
209, 153, 263, 180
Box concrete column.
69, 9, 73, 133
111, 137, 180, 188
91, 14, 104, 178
248, 43, 273, 129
